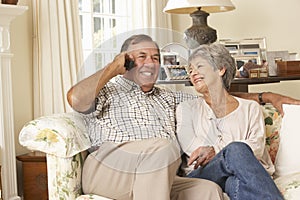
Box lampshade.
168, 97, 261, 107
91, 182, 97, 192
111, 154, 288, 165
163, 0, 235, 14
163, 0, 235, 49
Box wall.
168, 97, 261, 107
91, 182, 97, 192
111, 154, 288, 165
10, 0, 33, 155
170, 0, 300, 99
7, 0, 33, 197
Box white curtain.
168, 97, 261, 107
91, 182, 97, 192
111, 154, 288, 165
131, 0, 177, 47
131, 0, 172, 29
32, 0, 83, 117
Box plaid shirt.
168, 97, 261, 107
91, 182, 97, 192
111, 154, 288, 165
84, 76, 195, 151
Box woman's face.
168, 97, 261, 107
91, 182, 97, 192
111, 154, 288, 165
188, 56, 223, 94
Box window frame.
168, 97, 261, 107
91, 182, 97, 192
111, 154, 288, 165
78, 0, 132, 77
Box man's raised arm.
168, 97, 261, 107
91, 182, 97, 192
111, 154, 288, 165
67, 53, 126, 113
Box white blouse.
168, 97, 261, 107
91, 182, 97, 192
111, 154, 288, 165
176, 96, 275, 176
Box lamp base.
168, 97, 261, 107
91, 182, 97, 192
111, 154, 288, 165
184, 9, 217, 49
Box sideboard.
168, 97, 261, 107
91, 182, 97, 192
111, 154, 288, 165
157, 75, 300, 93
230, 75, 300, 92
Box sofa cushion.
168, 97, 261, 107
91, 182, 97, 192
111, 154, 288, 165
274, 104, 300, 177
275, 172, 300, 200
262, 104, 282, 163
19, 112, 91, 158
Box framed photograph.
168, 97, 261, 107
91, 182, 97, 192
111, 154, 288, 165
161, 52, 178, 65
161, 43, 189, 65
241, 48, 261, 56
225, 44, 239, 51
159, 44, 189, 81
220, 38, 266, 59
220, 38, 266, 50
164, 65, 189, 80
266, 51, 289, 76
233, 55, 261, 70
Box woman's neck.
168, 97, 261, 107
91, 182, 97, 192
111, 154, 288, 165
203, 88, 239, 118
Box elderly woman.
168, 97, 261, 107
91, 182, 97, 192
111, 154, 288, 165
176, 43, 283, 200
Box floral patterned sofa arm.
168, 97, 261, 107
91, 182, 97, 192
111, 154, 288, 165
19, 112, 91, 157
18, 112, 91, 199
46, 153, 84, 199
19, 112, 111, 200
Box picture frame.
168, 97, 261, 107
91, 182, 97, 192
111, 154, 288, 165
220, 38, 267, 50
161, 52, 178, 65
163, 65, 189, 80
266, 51, 289, 76
159, 43, 189, 81
240, 48, 261, 57
160, 43, 189, 65
233, 55, 261, 70
220, 38, 266, 60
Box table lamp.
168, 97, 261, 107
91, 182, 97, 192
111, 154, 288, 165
163, 0, 235, 49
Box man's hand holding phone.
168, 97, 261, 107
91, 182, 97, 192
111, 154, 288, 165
124, 54, 135, 71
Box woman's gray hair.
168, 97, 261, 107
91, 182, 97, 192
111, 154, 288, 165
188, 43, 236, 91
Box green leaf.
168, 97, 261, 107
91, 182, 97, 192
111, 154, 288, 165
264, 116, 273, 125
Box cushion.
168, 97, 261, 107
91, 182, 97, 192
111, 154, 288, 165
262, 104, 282, 163
19, 112, 91, 158
274, 104, 300, 177
275, 172, 300, 200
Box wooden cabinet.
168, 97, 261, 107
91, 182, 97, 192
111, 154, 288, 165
157, 75, 300, 92
17, 152, 48, 200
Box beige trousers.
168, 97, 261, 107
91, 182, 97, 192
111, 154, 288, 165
82, 138, 223, 200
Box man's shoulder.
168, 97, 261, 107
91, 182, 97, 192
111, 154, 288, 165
102, 77, 131, 92
178, 97, 202, 109
156, 88, 197, 102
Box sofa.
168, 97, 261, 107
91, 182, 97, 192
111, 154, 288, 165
18, 103, 300, 200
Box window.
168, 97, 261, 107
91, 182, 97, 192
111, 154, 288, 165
79, 0, 133, 76
78, 0, 175, 78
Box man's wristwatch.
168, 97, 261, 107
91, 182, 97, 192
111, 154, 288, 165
258, 92, 265, 105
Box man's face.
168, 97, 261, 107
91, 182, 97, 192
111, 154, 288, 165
123, 41, 160, 92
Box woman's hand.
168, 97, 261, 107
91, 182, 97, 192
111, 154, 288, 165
188, 146, 215, 169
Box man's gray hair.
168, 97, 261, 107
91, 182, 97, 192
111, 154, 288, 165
120, 34, 160, 53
